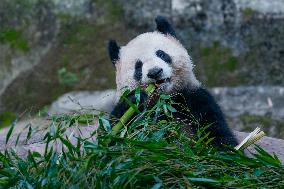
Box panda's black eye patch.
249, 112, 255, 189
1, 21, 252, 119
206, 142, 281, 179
134, 60, 143, 81
156, 50, 172, 64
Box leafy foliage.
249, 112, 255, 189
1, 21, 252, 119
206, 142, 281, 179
0, 28, 30, 52
57, 67, 79, 86
0, 94, 283, 188
0, 112, 16, 129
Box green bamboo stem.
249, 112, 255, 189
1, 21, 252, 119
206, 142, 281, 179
111, 83, 156, 136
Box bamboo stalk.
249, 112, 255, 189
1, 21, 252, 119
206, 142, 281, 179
235, 127, 265, 150
111, 83, 156, 136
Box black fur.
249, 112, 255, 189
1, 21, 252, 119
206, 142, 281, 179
147, 67, 163, 80
110, 90, 148, 120
110, 85, 238, 150
155, 16, 177, 38
108, 40, 120, 65
134, 60, 143, 81
156, 50, 172, 64
171, 86, 238, 149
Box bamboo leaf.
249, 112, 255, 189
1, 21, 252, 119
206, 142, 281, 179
15, 132, 21, 146
187, 177, 219, 183
123, 97, 140, 113
166, 104, 177, 113
25, 125, 33, 144
5, 120, 17, 144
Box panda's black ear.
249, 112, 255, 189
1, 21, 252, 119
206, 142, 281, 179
108, 40, 120, 65
155, 16, 177, 38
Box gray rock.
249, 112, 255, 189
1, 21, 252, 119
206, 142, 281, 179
236, 0, 284, 15
211, 86, 284, 119
0, 118, 97, 157
52, 0, 93, 16
48, 90, 116, 115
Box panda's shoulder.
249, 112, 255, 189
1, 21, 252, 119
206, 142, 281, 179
175, 86, 219, 109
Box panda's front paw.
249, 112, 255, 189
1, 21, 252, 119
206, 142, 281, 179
124, 90, 148, 108
110, 90, 148, 120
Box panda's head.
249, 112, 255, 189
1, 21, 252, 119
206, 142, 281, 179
108, 16, 200, 96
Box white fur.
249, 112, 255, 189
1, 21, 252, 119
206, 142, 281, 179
114, 31, 200, 97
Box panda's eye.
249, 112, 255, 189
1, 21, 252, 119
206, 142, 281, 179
134, 60, 143, 81
155, 50, 172, 64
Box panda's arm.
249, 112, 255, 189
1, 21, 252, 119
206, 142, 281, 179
177, 87, 238, 149
110, 91, 148, 122
110, 99, 131, 119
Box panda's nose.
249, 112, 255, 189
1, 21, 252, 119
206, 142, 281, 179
147, 67, 163, 80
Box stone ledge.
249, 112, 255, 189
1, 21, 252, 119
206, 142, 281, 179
0, 118, 283, 162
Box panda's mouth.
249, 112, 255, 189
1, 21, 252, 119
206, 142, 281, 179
154, 78, 171, 92
156, 77, 171, 85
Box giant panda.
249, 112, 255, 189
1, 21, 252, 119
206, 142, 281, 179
107, 16, 238, 150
